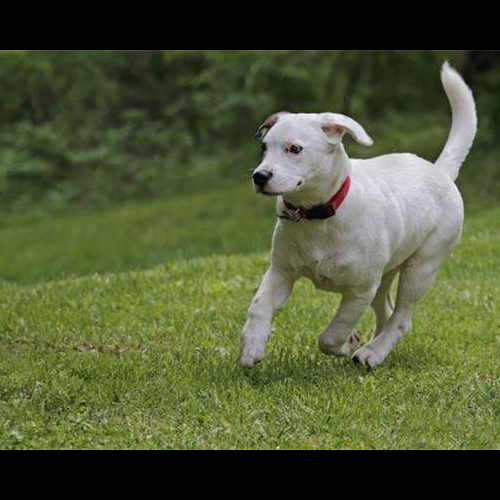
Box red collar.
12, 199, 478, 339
281, 176, 351, 222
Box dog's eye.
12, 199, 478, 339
261, 143, 267, 159
289, 145, 303, 155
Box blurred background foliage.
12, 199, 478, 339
0, 49, 499, 212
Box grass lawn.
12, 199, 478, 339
0, 183, 499, 449
0, 183, 275, 285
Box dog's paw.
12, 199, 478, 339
240, 339, 266, 369
319, 332, 361, 357
352, 344, 386, 369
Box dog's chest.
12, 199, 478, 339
280, 222, 361, 292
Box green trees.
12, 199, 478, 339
0, 50, 496, 210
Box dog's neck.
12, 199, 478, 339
282, 145, 352, 209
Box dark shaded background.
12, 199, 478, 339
0, 50, 499, 211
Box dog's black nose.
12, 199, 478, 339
253, 170, 273, 188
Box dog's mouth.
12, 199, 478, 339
254, 184, 280, 196
259, 188, 281, 196
255, 180, 304, 197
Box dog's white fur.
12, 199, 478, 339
241, 62, 477, 369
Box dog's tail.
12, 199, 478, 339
435, 62, 477, 181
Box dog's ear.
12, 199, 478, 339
255, 111, 290, 140
321, 113, 373, 147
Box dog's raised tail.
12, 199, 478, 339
435, 62, 477, 181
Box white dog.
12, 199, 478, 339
241, 62, 477, 369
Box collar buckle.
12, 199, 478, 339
279, 206, 302, 223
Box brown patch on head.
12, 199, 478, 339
255, 111, 291, 140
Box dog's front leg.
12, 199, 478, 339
318, 288, 377, 357
240, 267, 294, 368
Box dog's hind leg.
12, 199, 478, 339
353, 230, 459, 369
371, 268, 399, 338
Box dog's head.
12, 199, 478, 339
252, 112, 373, 199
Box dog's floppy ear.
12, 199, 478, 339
321, 113, 373, 147
255, 111, 290, 140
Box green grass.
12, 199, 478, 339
0, 183, 276, 285
0, 183, 499, 449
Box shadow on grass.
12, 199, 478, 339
207, 343, 444, 390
